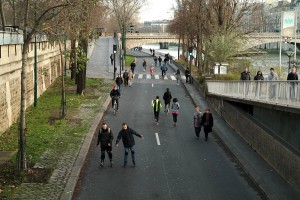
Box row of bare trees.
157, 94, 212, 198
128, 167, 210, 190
169, 0, 267, 75
0, 0, 145, 171
0, 0, 110, 171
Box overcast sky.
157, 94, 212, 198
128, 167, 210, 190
139, 0, 176, 22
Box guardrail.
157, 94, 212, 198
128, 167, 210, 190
0, 31, 49, 45
206, 80, 300, 108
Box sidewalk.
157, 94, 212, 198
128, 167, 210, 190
166, 60, 300, 200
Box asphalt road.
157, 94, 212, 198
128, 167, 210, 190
74, 45, 263, 199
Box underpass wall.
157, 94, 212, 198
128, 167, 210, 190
0, 41, 70, 134
207, 96, 300, 193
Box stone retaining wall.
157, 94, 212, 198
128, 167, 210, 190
0, 41, 70, 134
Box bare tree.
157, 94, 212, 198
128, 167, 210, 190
19, 0, 72, 171
107, 0, 145, 63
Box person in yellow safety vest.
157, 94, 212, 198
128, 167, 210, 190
152, 96, 162, 125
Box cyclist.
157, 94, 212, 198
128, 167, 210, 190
163, 88, 172, 113
110, 85, 121, 111
160, 64, 168, 78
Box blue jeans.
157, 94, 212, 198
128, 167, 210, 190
124, 146, 135, 163
117, 85, 121, 94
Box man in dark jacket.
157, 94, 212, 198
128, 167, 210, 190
163, 88, 172, 112
115, 74, 123, 94
241, 68, 251, 80
287, 67, 299, 100
185, 68, 191, 83
110, 85, 121, 110
116, 123, 143, 167
202, 108, 214, 141
97, 123, 114, 167
130, 61, 136, 74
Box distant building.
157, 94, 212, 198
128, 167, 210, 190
140, 20, 171, 33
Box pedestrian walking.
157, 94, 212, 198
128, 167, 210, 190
130, 61, 136, 74
150, 65, 154, 76
185, 67, 191, 83
202, 108, 213, 141
175, 69, 181, 85
115, 74, 123, 94
171, 98, 180, 126
152, 96, 162, 125
116, 123, 143, 167
142, 59, 147, 71
158, 56, 162, 66
97, 123, 114, 167
268, 68, 278, 99
163, 88, 172, 112
128, 70, 133, 87
287, 67, 298, 100
193, 107, 202, 139
110, 54, 114, 65
150, 48, 153, 54
154, 56, 158, 67
123, 70, 129, 86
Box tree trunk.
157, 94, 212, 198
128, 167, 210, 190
0, 0, 6, 30
58, 41, 66, 118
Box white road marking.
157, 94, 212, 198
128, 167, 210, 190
154, 75, 159, 79
152, 83, 153, 87
146, 74, 151, 79
170, 75, 176, 80
138, 74, 143, 79
164, 76, 168, 80
155, 133, 161, 145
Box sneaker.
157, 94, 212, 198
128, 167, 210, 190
132, 160, 136, 167
100, 161, 104, 167
156, 122, 159, 126
110, 160, 113, 167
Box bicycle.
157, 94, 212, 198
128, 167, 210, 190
112, 97, 119, 115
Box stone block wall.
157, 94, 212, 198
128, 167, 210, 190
0, 41, 69, 134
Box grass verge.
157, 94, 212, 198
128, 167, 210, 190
0, 76, 113, 199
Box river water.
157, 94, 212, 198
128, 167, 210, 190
142, 43, 300, 76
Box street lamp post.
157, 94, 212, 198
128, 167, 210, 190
286, 50, 294, 74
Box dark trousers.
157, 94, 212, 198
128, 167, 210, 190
204, 131, 209, 139
112, 97, 119, 110
154, 111, 160, 122
101, 146, 112, 161
194, 127, 201, 138
172, 113, 178, 122
124, 78, 128, 86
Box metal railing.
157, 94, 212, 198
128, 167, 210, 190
206, 80, 300, 108
0, 31, 48, 45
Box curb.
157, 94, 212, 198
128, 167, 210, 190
60, 96, 111, 200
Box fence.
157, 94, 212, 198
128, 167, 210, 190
206, 80, 300, 109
